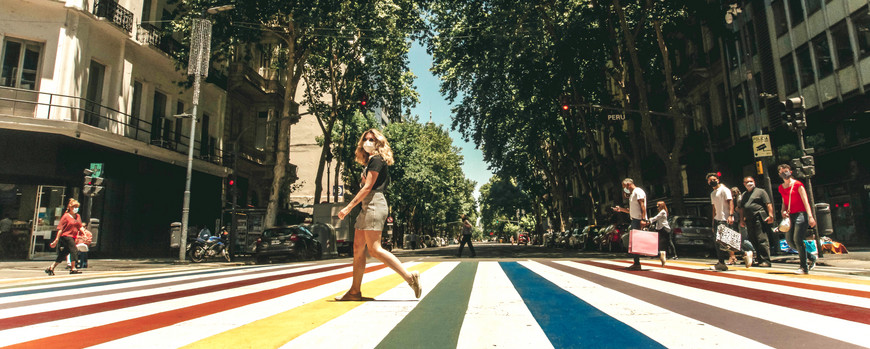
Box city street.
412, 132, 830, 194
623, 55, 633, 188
2, 242, 869, 348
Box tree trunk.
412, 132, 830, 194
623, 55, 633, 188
313, 132, 331, 204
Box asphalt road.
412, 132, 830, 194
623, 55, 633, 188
2, 242, 869, 348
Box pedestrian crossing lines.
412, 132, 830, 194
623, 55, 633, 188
1, 260, 868, 348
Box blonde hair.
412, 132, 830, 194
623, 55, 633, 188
354, 129, 394, 165
67, 199, 80, 211
657, 201, 668, 215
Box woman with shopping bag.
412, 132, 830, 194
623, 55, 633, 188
777, 164, 816, 274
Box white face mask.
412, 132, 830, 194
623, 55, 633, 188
363, 141, 376, 153
623, 187, 631, 194
73, 207, 79, 214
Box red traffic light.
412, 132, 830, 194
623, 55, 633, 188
360, 100, 367, 106
228, 179, 235, 186
561, 104, 569, 111
716, 171, 722, 177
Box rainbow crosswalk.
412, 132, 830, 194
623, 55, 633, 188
1, 259, 869, 348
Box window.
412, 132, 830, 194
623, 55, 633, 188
200, 114, 210, 157
175, 101, 184, 148
805, 0, 822, 16
796, 44, 814, 88
732, 84, 746, 119
746, 20, 758, 56
727, 39, 740, 70
129, 81, 142, 137
255, 111, 268, 150
151, 91, 166, 142
788, 0, 805, 26
852, 8, 870, 58
812, 33, 833, 79
1, 39, 41, 90
781, 53, 798, 94
753, 73, 765, 110
831, 21, 854, 68
772, 0, 789, 37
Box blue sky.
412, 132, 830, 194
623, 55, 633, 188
407, 42, 493, 199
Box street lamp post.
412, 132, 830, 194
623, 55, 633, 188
178, 5, 233, 262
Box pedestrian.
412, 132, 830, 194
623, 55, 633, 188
45, 199, 85, 275
612, 178, 647, 270
777, 164, 817, 274
335, 129, 421, 301
708, 173, 734, 271
649, 201, 676, 265
738, 176, 774, 268
728, 186, 755, 267
456, 214, 476, 257
67, 226, 93, 269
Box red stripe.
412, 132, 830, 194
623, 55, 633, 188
580, 261, 870, 325
621, 259, 870, 299
0, 263, 353, 331
6, 264, 386, 349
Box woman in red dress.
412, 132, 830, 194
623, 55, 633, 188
45, 199, 86, 275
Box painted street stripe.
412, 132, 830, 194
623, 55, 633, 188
0, 263, 352, 331
456, 262, 552, 349
585, 260, 870, 325
567, 261, 866, 348
654, 259, 870, 287
500, 261, 664, 349
283, 262, 460, 349
524, 261, 770, 349
375, 262, 478, 349
0, 263, 315, 309
181, 262, 439, 349
3, 264, 388, 349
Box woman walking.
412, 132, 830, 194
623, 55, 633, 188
45, 199, 85, 275
336, 129, 421, 301
649, 201, 676, 265
778, 164, 817, 274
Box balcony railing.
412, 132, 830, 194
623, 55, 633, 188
0, 86, 224, 166
93, 0, 134, 33
137, 23, 183, 58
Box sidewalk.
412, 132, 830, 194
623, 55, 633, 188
772, 246, 870, 270
0, 258, 251, 280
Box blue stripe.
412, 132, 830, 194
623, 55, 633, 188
0, 264, 267, 298
499, 262, 664, 349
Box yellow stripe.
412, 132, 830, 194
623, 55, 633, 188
182, 262, 439, 349
666, 260, 870, 285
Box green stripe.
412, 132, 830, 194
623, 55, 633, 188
375, 262, 478, 349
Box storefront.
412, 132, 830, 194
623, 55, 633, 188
0, 184, 74, 260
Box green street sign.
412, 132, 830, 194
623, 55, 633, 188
89, 163, 104, 177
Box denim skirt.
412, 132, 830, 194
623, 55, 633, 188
355, 191, 388, 231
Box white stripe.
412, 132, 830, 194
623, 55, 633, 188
282, 262, 459, 349
456, 262, 553, 349
555, 260, 870, 347
0, 263, 362, 347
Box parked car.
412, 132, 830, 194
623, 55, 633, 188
254, 225, 323, 264
669, 215, 716, 255
517, 233, 529, 245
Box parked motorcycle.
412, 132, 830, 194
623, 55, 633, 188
188, 228, 231, 263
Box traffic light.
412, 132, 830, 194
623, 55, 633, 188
82, 169, 104, 196
359, 93, 369, 111
780, 97, 806, 131
559, 95, 571, 116
227, 174, 236, 187
790, 155, 815, 178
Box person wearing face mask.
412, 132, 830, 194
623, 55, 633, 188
778, 164, 817, 274
335, 129, 422, 301
707, 173, 734, 271
45, 199, 85, 275
612, 178, 647, 270
738, 176, 774, 267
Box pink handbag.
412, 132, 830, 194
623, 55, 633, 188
629, 229, 659, 256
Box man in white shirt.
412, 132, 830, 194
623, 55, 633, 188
708, 173, 734, 271
612, 178, 647, 270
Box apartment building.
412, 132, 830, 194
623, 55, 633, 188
0, 0, 230, 259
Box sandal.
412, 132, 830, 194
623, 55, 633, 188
334, 292, 363, 301
44, 268, 54, 276
408, 271, 422, 298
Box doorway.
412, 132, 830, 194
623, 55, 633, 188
28, 185, 66, 260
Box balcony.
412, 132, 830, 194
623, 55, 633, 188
229, 63, 284, 96
0, 86, 224, 166
93, 0, 134, 33
137, 23, 183, 58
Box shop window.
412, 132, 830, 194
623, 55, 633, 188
781, 53, 798, 94
831, 21, 854, 68
0, 39, 42, 90
796, 44, 814, 88
788, 0, 804, 26
853, 8, 870, 59
805, 0, 822, 16
772, 0, 789, 37
811, 33, 833, 79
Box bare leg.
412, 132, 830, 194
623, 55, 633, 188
363, 230, 412, 283
336, 230, 368, 301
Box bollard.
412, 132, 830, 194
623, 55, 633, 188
170, 222, 182, 248
815, 203, 833, 236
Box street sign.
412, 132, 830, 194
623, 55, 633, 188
387, 216, 393, 226
89, 163, 104, 177
752, 135, 773, 158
